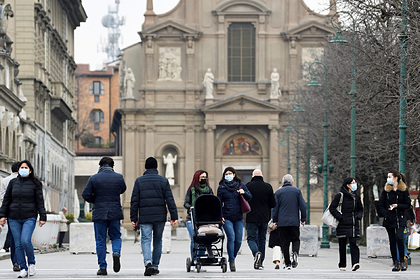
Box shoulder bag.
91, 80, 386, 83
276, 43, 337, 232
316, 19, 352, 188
321, 192, 343, 228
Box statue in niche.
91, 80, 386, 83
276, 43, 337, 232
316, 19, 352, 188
270, 68, 281, 99
163, 153, 177, 185
157, 48, 182, 81
124, 68, 135, 98
203, 68, 214, 99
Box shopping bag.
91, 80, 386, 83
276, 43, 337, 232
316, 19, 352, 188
321, 192, 343, 228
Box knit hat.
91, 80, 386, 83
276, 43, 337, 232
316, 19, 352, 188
145, 157, 158, 169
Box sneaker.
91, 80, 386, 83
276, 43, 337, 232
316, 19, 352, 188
17, 269, 28, 278
254, 252, 262, 270
0, 248, 5, 253
97, 269, 107, 275
275, 264, 280, 269
400, 262, 407, 271
28, 264, 36, 276
13, 263, 20, 272
144, 263, 153, 276
339, 267, 346, 271
113, 253, 121, 273
351, 263, 360, 271
291, 252, 298, 268
284, 265, 292, 270
151, 268, 160, 275
229, 261, 236, 272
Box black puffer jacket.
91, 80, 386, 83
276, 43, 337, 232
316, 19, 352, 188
0, 176, 47, 221
377, 181, 411, 229
329, 186, 363, 238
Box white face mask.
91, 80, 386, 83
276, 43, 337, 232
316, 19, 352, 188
387, 178, 394, 185
350, 183, 357, 192
224, 174, 234, 182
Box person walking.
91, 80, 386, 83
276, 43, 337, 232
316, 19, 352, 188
217, 166, 252, 272
0, 161, 20, 272
271, 174, 306, 270
377, 169, 411, 272
0, 160, 47, 278
329, 177, 363, 271
57, 207, 69, 249
184, 170, 214, 260
245, 169, 276, 269
82, 157, 127, 276
130, 157, 178, 276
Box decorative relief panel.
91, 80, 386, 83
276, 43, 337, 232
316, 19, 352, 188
158, 47, 182, 82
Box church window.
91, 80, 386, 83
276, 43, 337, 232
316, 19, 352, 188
90, 110, 104, 130
90, 81, 104, 102
228, 23, 255, 82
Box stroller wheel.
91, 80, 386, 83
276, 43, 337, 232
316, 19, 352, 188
222, 263, 227, 273
186, 258, 192, 272
196, 263, 201, 273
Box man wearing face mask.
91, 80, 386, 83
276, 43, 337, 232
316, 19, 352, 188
329, 177, 363, 272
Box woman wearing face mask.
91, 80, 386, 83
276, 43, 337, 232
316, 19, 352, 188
217, 167, 252, 272
0, 160, 47, 278
329, 177, 363, 272
377, 170, 411, 272
184, 170, 214, 262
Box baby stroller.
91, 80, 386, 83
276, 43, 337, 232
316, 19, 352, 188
186, 194, 227, 273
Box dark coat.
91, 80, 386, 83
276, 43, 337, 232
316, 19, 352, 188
329, 186, 363, 238
245, 176, 276, 223
82, 166, 126, 222
130, 169, 178, 224
217, 180, 252, 222
183, 185, 214, 221
0, 176, 47, 221
377, 181, 411, 228
272, 183, 306, 227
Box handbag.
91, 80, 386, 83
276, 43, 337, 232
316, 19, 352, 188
321, 192, 343, 228
239, 185, 251, 214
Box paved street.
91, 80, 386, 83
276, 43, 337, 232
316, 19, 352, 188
1, 235, 419, 279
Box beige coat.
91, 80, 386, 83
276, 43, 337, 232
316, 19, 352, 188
59, 211, 68, 232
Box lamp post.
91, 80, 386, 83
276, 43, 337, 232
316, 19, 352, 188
330, 11, 357, 178
308, 61, 329, 248
398, 0, 408, 174
286, 124, 293, 174
293, 91, 305, 189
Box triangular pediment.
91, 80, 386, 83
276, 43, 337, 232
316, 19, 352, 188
202, 94, 280, 112
282, 21, 334, 40
140, 20, 202, 40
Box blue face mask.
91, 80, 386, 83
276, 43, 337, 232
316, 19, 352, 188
19, 168, 30, 177
350, 183, 357, 192
225, 174, 234, 182
387, 178, 394, 185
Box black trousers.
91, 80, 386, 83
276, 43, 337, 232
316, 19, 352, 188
338, 236, 359, 268
386, 227, 405, 263
58, 232, 66, 247
278, 226, 300, 266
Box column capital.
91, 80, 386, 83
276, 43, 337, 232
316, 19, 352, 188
268, 124, 280, 131
204, 125, 216, 131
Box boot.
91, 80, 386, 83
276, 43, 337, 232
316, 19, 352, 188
392, 260, 400, 272
229, 260, 236, 272
400, 262, 407, 271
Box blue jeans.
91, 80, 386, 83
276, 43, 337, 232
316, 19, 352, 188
186, 220, 206, 260
223, 219, 243, 262
8, 218, 37, 271
93, 220, 122, 269
246, 222, 268, 262
140, 222, 165, 269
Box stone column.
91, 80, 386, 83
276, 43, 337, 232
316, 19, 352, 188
269, 125, 279, 187
216, 15, 226, 81
145, 124, 155, 158
184, 124, 195, 199
122, 124, 137, 227
204, 125, 216, 188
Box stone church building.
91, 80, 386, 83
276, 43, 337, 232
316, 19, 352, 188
113, 0, 335, 226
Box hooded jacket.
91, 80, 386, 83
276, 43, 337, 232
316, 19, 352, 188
0, 176, 47, 221
82, 166, 127, 222
329, 186, 363, 238
377, 180, 411, 228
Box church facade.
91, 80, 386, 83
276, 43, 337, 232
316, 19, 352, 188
113, 0, 335, 226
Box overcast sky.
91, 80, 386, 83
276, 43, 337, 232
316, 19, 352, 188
74, 0, 330, 70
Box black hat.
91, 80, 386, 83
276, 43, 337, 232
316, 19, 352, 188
145, 157, 158, 169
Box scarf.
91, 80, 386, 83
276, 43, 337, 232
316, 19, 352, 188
191, 184, 211, 206
223, 180, 240, 192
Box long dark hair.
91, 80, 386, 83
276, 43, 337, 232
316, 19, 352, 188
342, 177, 355, 190
389, 169, 407, 185
219, 166, 241, 184
188, 170, 209, 190
19, 160, 42, 188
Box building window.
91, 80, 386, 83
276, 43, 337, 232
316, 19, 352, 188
228, 22, 256, 82
90, 110, 104, 130
95, 137, 104, 145
90, 81, 104, 102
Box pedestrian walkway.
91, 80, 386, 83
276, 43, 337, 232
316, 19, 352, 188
1, 236, 419, 279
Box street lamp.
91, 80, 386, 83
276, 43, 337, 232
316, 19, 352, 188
293, 91, 305, 189
398, 0, 408, 174
330, 11, 357, 178
286, 124, 293, 174
308, 61, 329, 248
